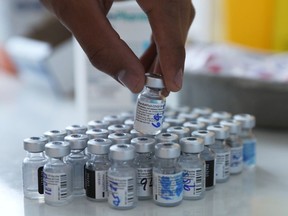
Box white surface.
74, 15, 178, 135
0, 72, 288, 216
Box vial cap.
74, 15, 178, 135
87, 138, 112, 154
164, 117, 186, 126
108, 132, 132, 144
86, 128, 109, 139
23, 136, 48, 152
45, 141, 71, 158
44, 129, 67, 141
192, 130, 215, 145
64, 134, 88, 150
180, 137, 204, 153
178, 112, 199, 121
109, 144, 135, 160
103, 115, 122, 125
87, 120, 109, 129
166, 126, 190, 139
108, 124, 131, 133
161, 122, 171, 132
124, 119, 134, 127
119, 111, 134, 121
131, 137, 156, 153
65, 124, 88, 135
192, 107, 213, 116
233, 114, 256, 129
172, 106, 191, 114
155, 132, 179, 143
155, 142, 181, 159
183, 120, 206, 131
197, 116, 218, 126
207, 125, 229, 140
145, 73, 165, 89
220, 119, 242, 135
211, 111, 232, 121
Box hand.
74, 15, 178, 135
40, 0, 195, 95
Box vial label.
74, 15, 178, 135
230, 146, 243, 173
44, 172, 68, 202
108, 176, 135, 207
243, 139, 256, 167
134, 101, 165, 134
215, 152, 230, 180
85, 169, 108, 200
38, 166, 44, 194
182, 168, 203, 197
205, 160, 215, 188
137, 168, 153, 197
153, 172, 183, 204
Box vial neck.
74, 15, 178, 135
112, 159, 134, 167
214, 139, 226, 147
49, 157, 65, 164
240, 128, 253, 137
27, 152, 46, 159
70, 149, 86, 157
90, 154, 109, 161
144, 86, 161, 95
182, 152, 201, 159
157, 158, 178, 168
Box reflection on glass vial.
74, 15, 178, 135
179, 137, 205, 200
153, 142, 183, 207
207, 125, 230, 183
233, 114, 256, 169
132, 137, 156, 200
22, 136, 48, 200
108, 124, 131, 134
192, 130, 216, 190
108, 144, 137, 210
155, 132, 179, 143
65, 134, 89, 196
183, 120, 206, 133
43, 141, 72, 206
85, 138, 112, 201
86, 128, 109, 140
134, 73, 166, 135
108, 132, 132, 145
87, 120, 109, 129
167, 126, 190, 140
220, 119, 243, 174
44, 129, 67, 142
65, 124, 87, 135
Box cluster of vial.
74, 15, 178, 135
22, 75, 256, 209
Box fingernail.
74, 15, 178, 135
118, 70, 144, 93
174, 69, 183, 90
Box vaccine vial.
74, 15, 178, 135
179, 137, 205, 200
161, 122, 171, 132
207, 125, 230, 183
86, 128, 109, 139
44, 129, 67, 141
167, 126, 190, 140
22, 136, 48, 200
183, 120, 206, 132
153, 142, 183, 207
134, 73, 166, 135
220, 119, 243, 174
192, 107, 213, 117
132, 137, 156, 200
108, 124, 131, 134
87, 120, 109, 129
164, 117, 186, 127
103, 115, 123, 125
211, 111, 232, 123
108, 144, 137, 210
155, 132, 179, 143
65, 124, 87, 135
85, 138, 112, 201
124, 119, 134, 131
233, 114, 256, 168
192, 130, 216, 190
178, 112, 199, 122
197, 116, 218, 128
43, 141, 72, 206
65, 134, 89, 196
108, 132, 132, 145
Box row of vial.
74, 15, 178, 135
22, 109, 256, 209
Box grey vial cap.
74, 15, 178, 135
220, 120, 242, 135
64, 134, 88, 150
108, 124, 131, 134
87, 138, 112, 154
65, 124, 87, 135
119, 111, 134, 122
145, 73, 165, 89
131, 137, 156, 153
109, 144, 135, 160
124, 119, 134, 128
183, 120, 206, 132
211, 111, 232, 122
155, 132, 179, 143
155, 142, 181, 159
178, 112, 199, 121
192, 107, 213, 116
86, 128, 109, 139
161, 122, 170, 132
45, 141, 71, 158
44, 129, 67, 141
166, 126, 190, 140
192, 130, 215, 145
207, 125, 229, 140
103, 115, 122, 125
164, 117, 186, 126
108, 132, 132, 144
197, 116, 218, 127
23, 136, 48, 152
87, 120, 109, 129
233, 114, 256, 129
180, 137, 204, 153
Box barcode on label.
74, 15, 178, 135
127, 178, 134, 203
224, 153, 230, 177
60, 174, 68, 198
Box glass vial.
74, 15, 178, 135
192, 130, 216, 190
183, 120, 206, 132
86, 128, 109, 139
65, 134, 89, 196
85, 138, 112, 201
108, 124, 131, 134
155, 132, 179, 143
167, 126, 190, 140
211, 111, 232, 123
43, 141, 72, 206
134, 73, 166, 135
65, 124, 88, 135
44, 129, 67, 141
22, 136, 48, 200
191, 107, 213, 117
108, 144, 137, 210
179, 137, 205, 200
87, 120, 109, 129
103, 115, 123, 125
207, 125, 230, 183
220, 119, 243, 174
164, 117, 186, 127
132, 137, 156, 200
233, 114, 256, 168
108, 132, 132, 145
153, 142, 183, 207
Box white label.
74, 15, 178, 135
134, 100, 165, 134
230, 146, 243, 174
153, 172, 183, 204
44, 172, 68, 202
108, 176, 135, 207
137, 168, 153, 197
215, 152, 230, 180
182, 168, 203, 197
95, 170, 108, 199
